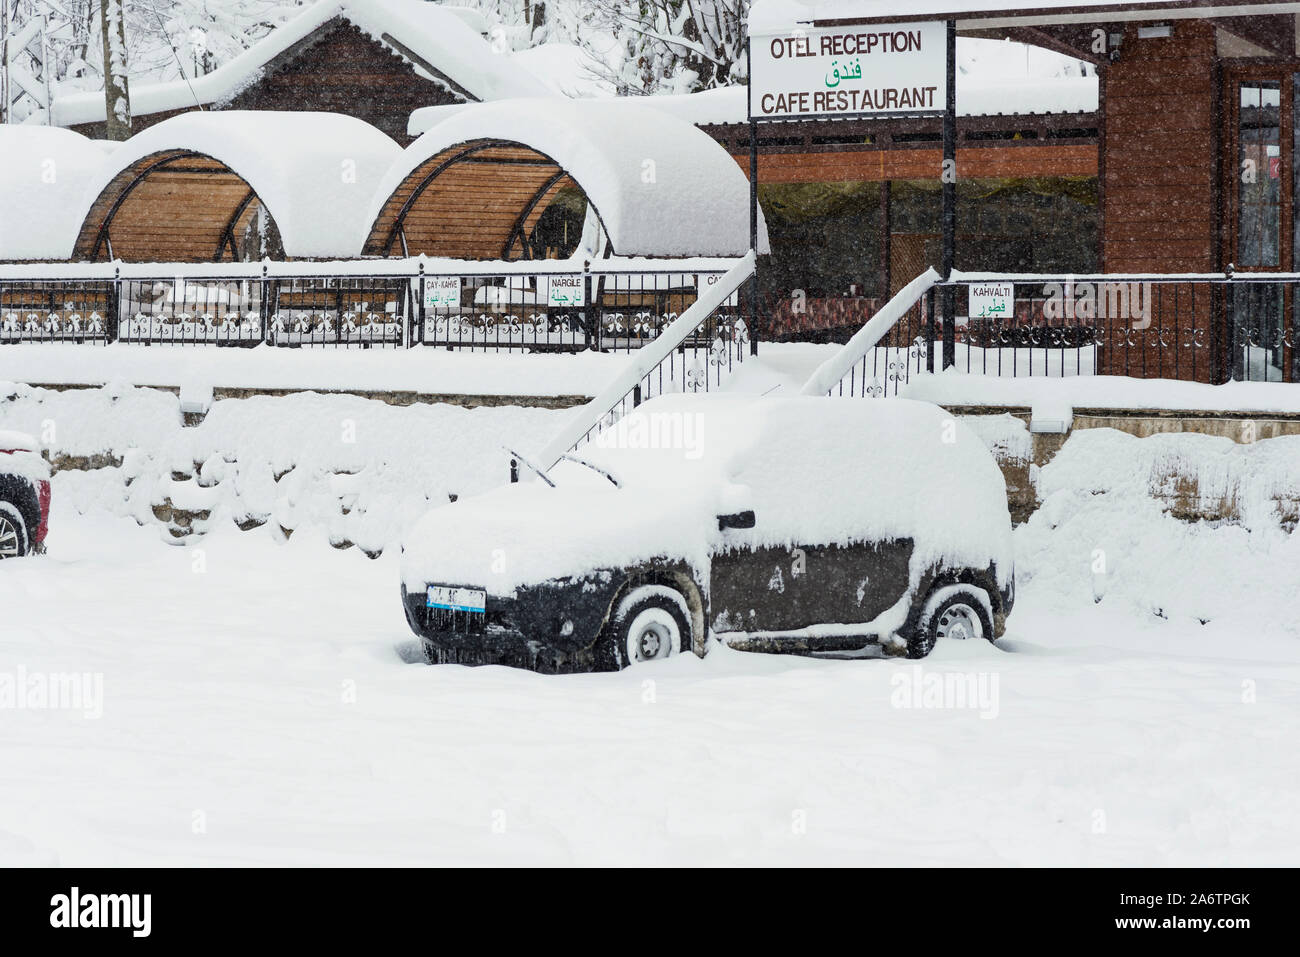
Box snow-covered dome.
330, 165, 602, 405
0, 126, 112, 261
366, 97, 769, 259
72, 111, 402, 261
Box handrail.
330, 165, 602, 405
536, 251, 757, 470
800, 267, 941, 397
0, 255, 747, 282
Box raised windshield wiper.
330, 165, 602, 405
561, 453, 622, 488
505, 447, 555, 488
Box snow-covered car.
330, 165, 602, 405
400, 395, 1015, 672
0, 430, 51, 559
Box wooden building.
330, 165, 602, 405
752, 0, 1300, 379
410, 79, 1104, 338
51, 0, 547, 146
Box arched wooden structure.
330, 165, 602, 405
362, 139, 589, 260
74, 150, 272, 263
70, 110, 402, 263
364, 98, 767, 262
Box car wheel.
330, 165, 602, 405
906, 585, 995, 660
610, 585, 690, 668
0, 506, 27, 560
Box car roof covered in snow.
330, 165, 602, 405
0, 126, 113, 261
584, 395, 1012, 574
400, 394, 1013, 594
50, 0, 549, 128
376, 97, 769, 258
76, 111, 403, 260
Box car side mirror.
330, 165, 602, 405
717, 510, 756, 531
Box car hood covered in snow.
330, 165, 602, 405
400, 395, 1014, 595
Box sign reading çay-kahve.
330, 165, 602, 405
750, 22, 947, 120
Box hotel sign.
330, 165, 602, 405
749, 22, 948, 120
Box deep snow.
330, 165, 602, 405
4, 379, 1300, 865
3, 497, 1298, 866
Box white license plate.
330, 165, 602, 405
426, 586, 486, 613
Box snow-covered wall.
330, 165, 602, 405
1019, 426, 1300, 635
0, 383, 564, 555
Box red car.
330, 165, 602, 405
0, 430, 51, 559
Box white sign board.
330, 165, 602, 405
968, 282, 1015, 321
547, 275, 585, 308
749, 22, 947, 120
698, 273, 740, 307
423, 276, 461, 309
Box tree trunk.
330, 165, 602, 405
99, 0, 130, 140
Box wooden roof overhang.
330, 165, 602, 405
705, 111, 1100, 182
74, 150, 265, 262
362, 139, 591, 260
801, 1, 1300, 63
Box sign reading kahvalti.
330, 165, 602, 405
749, 21, 948, 120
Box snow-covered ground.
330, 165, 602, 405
4, 466, 1299, 866
0, 344, 626, 398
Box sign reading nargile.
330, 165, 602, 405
749, 22, 948, 121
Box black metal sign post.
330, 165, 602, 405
749, 19, 953, 365
748, 37, 761, 357
941, 19, 958, 370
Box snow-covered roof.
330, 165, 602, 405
749, 0, 1291, 33
50, 0, 548, 128
374, 97, 768, 259
511, 43, 616, 99
77, 111, 402, 260
408, 55, 1098, 140
0, 126, 112, 261
440, 5, 492, 35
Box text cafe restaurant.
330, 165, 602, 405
746, 0, 1300, 383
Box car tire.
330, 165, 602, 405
0, 504, 28, 560
609, 585, 690, 669
906, 584, 996, 660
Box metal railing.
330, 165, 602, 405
536, 253, 758, 470
0, 257, 749, 354
806, 269, 1300, 398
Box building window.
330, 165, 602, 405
1237, 81, 1282, 268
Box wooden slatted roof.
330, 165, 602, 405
74, 150, 269, 263
363, 139, 584, 259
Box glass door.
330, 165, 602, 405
1229, 74, 1291, 380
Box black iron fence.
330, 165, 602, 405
819, 271, 1300, 398
0, 260, 750, 356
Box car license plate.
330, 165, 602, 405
427, 586, 487, 613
